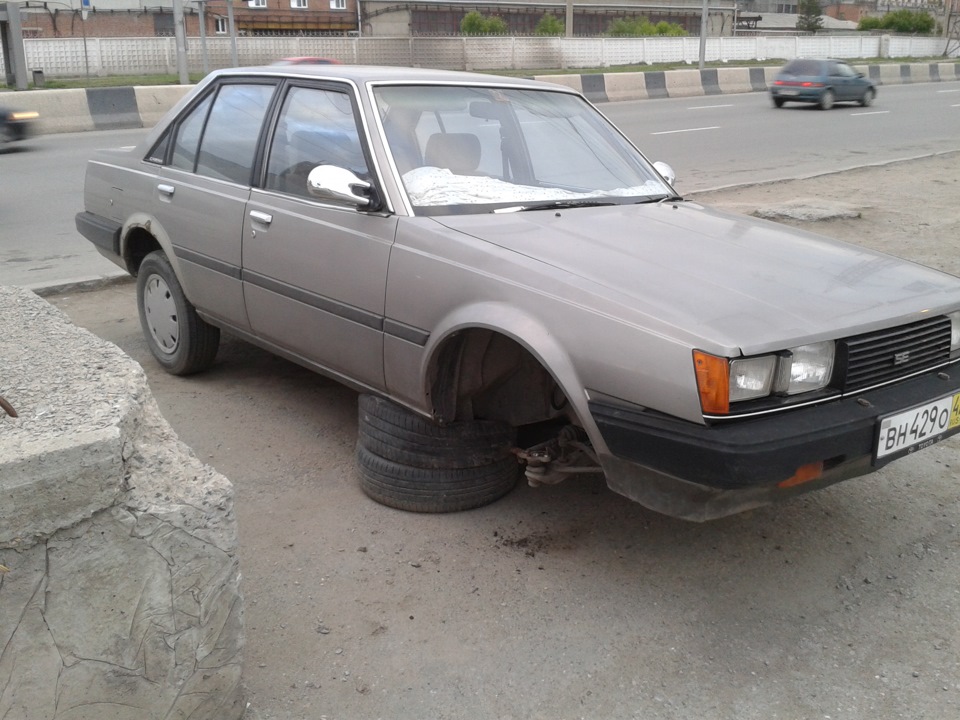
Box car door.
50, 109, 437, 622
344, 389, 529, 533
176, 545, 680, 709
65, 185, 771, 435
828, 61, 857, 102
153, 80, 278, 331
242, 82, 397, 392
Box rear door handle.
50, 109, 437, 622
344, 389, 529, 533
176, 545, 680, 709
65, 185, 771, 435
249, 210, 273, 225
157, 183, 175, 197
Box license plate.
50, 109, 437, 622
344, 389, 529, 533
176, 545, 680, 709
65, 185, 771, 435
874, 391, 960, 465
780, 90, 799, 96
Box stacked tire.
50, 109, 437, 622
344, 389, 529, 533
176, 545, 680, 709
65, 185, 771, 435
356, 394, 519, 513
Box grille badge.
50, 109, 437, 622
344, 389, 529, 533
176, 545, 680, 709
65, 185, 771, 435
893, 351, 911, 366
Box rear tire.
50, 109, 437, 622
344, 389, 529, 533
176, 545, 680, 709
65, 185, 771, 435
137, 250, 220, 375
818, 89, 835, 110
355, 394, 519, 512
772, 97, 785, 108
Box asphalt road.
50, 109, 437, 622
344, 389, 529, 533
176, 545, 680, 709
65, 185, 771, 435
1, 81, 958, 292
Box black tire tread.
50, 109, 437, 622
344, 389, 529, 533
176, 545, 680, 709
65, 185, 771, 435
356, 443, 519, 513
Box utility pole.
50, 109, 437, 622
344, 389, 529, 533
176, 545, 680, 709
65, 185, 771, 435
698, 0, 708, 71
172, 0, 190, 83
1, 1, 29, 89
197, 0, 209, 75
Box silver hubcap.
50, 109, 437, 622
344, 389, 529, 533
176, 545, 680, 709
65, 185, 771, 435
143, 274, 179, 355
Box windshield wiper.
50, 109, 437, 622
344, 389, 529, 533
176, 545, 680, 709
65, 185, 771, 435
493, 200, 619, 214
635, 194, 685, 204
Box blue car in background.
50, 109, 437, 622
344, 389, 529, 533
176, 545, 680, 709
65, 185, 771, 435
770, 58, 876, 110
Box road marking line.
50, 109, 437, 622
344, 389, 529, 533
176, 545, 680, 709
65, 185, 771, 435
850, 111, 890, 116
651, 126, 721, 135
688, 104, 734, 110
936, 89, 960, 94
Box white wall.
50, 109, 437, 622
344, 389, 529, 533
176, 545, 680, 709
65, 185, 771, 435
2, 34, 956, 78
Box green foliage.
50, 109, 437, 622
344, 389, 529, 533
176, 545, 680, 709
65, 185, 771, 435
796, 0, 824, 33
858, 10, 936, 34
535, 14, 565, 36
460, 11, 508, 36
608, 17, 686, 37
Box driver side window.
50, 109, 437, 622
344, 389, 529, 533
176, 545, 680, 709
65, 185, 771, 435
265, 85, 368, 199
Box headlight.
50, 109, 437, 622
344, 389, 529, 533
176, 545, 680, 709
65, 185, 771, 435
779, 341, 835, 395
950, 310, 960, 352
694, 341, 835, 414
729, 355, 777, 402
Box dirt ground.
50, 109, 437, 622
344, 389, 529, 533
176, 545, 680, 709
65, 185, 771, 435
47, 152, 960, 720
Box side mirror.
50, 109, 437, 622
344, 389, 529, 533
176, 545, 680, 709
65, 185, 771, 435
307, 165, 371, 208
653, 161, 677, 187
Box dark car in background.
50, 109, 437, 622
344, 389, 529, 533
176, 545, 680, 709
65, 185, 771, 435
770, 58, 876, 110
0, 106, 39, 144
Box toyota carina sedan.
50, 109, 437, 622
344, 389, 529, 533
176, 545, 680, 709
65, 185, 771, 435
76, 65, 960, 520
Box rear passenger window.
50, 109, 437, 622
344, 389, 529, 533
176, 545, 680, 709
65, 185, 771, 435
170, 94, 213, 171
195, 84, 275, 185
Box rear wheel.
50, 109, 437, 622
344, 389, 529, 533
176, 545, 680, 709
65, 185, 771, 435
137, 250, 220, 375
355, 394, 519, 512
818, 89, 835, 110
860, 88, 875, 107
772, 97, 785, 108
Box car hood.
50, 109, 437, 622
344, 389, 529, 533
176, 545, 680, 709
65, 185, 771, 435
431, 201, 960, 355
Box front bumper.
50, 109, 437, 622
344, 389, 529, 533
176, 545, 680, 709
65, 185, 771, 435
590, 365, 960, 520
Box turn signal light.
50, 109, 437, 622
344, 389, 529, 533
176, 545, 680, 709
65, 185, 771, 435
693, 350, 729, 415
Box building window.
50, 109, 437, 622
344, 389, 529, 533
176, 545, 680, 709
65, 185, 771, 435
214, 17, 227, 34
249, 0, 267, 8
330, 0, 346, 9
291, 0, 308, 7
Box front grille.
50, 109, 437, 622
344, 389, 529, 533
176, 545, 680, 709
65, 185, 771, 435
836, 316, 952, 392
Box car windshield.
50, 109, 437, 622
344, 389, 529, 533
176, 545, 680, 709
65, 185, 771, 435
373, 85, 672, 215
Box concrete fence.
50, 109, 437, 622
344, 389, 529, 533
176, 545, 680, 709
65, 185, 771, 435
2, 33, 957, 78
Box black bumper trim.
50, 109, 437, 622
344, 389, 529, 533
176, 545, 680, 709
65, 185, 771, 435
591, 364, 960, 491
75, 211, 122, 256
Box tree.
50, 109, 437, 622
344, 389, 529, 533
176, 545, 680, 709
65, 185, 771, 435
460, 11, 508, 36
857, 10, 936, 35
608, 17, 686, 37
535, 14, 565, 36
796, 0, 824, 34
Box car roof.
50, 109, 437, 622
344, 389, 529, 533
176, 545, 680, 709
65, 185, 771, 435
210, 64, 570, 92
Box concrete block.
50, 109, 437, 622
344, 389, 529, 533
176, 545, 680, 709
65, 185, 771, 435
30, 88, 94, 134
0, 286, 244, 720
134, 84, 193, 127
604, 72, 648, 102
665, 68, 704, 97
876, 64, 903, 86
907, 63, 932, 82
716, 67, 754, 95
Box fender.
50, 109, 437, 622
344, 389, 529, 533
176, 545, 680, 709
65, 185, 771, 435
419, 300, 612, 457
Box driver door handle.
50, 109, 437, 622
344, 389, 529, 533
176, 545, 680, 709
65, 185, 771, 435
249, 210, 273, 225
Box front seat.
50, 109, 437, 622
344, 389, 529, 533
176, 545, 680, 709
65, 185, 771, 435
423, 133, 482, 174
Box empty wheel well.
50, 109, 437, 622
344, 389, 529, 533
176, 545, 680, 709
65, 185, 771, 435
427, 328, 572, 429
124, 228, 162, 275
